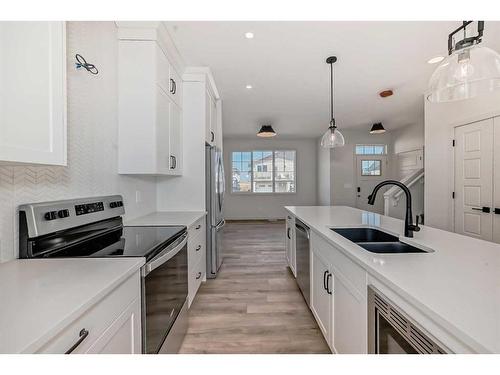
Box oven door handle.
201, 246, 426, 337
144, 233, 188, 275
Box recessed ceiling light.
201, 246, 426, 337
427, 56, 445, 64
244, 32, 254, 39
246, 84, 253, 89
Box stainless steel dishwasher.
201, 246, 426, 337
295, 219, 311, 306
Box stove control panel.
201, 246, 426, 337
75, 201, 105, 216
109, 200, 123, 209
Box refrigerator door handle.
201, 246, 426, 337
216, 219, 226, 230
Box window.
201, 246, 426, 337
361, 160, 382, 176
231, 150, 296, 193
355, 144, 387, 155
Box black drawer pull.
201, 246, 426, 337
323, 270, 328, 291
287, 227, 291, 239
211, 131, 215, 143
196, 245, 201, 251
495, 208, 500, 215
326, 273, 333, 295
65, 328, 89, 354
196, 272, 202, 280
472, 206, 490, 213
195, 224, 201, 230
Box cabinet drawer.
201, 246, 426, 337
311, 231, 366, 295
188, 233, 205, 268
36, 272, 141, 354
188, 217, 206, 239
188, 254, 206, 307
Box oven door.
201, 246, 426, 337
142, 233, 188, 354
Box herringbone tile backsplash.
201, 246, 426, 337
0, 22, 157, 262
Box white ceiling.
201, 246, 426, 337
165, 21, 500, 138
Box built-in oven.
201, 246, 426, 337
142, 232, 188, 354
368, 286, 448, 354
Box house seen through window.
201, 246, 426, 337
232, 150, 296, 193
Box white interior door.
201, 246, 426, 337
454, 119, 493, 241
493, 117, 500, 244
356, 156, 388, 213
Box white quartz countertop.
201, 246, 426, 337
0, 258, 144, 353
125, 211, 206, 228
285, 205, 500, 353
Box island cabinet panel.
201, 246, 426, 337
310, 247, 333, 346
310, 231, 368, 353
333, 274, 367, 354
285, 214, 296, 276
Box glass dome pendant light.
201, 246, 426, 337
428, 21, 500, 103
321, 56, 345, 148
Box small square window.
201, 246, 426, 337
361, 160, 381, 176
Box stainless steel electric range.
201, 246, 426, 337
18, 195, 188, 354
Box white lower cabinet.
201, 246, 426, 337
187, 216, 207, 307
285, 215, 296, 276
310, 231, 368, 353
36, 272, 142, 354
311, 248, 333, 345
333, 274, 366, 354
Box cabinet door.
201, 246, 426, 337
156, 87, 171, 174
169, 101, 182, 174
0, 22, 66, 165
311, 249, 332, 343
494, 117, 500, 244
205, 91, 215, 145
87, 298, 142, 354
333, 275, 366, 353
285, 217, 292, 266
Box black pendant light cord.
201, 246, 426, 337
326, 56, 337, 129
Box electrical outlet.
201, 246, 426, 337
135, 190, 142, 203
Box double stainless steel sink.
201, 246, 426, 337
330, 228, 429, 254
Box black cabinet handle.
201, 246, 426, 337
172, 80, 177, 94
196, 245, 201, 252
472, 206, 491, 213
196, 272, 202, 280
195, 224, 201, 230
326, 273, 333, 295
211, 131, 215, 143
170, 78, 174, 94
170, 155, 175, 169
323, 270, 328, 291
495, 208, 500, 215
65, 328, 89, 354
287, 227, 291, 239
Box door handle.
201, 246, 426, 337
472, 206, 491, 213
495, 208, 500, 215
195, 245, 201, 252
170, 78, 174, 94
173, 80, 177, 94
287, 227, 291, 239
196, 272, 202, 280
211, 131, 215, 143
65, 328, 89, 354
323, 270, 328, 291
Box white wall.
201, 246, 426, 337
425, 92, 500, 231
317, 138, 331, 205
330, 129, 393, 207
223, 137, 317, 220
392, 122, 424, 154
0, 22, 157, 262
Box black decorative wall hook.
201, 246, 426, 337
75, 54, 99, 75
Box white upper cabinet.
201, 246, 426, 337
0, 22, 67, 166
117, 23, 184, 175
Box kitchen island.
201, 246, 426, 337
285, 206, 500, 354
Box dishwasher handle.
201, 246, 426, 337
295, 222, 310, 239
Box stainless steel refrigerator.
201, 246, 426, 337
206, 145, 225, 278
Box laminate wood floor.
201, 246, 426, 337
179, 221, 330, 354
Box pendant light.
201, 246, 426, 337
428, 21, 500, 103
370, 122, 386, 134
257, 125, 276, 137
321, 56, 345, 148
